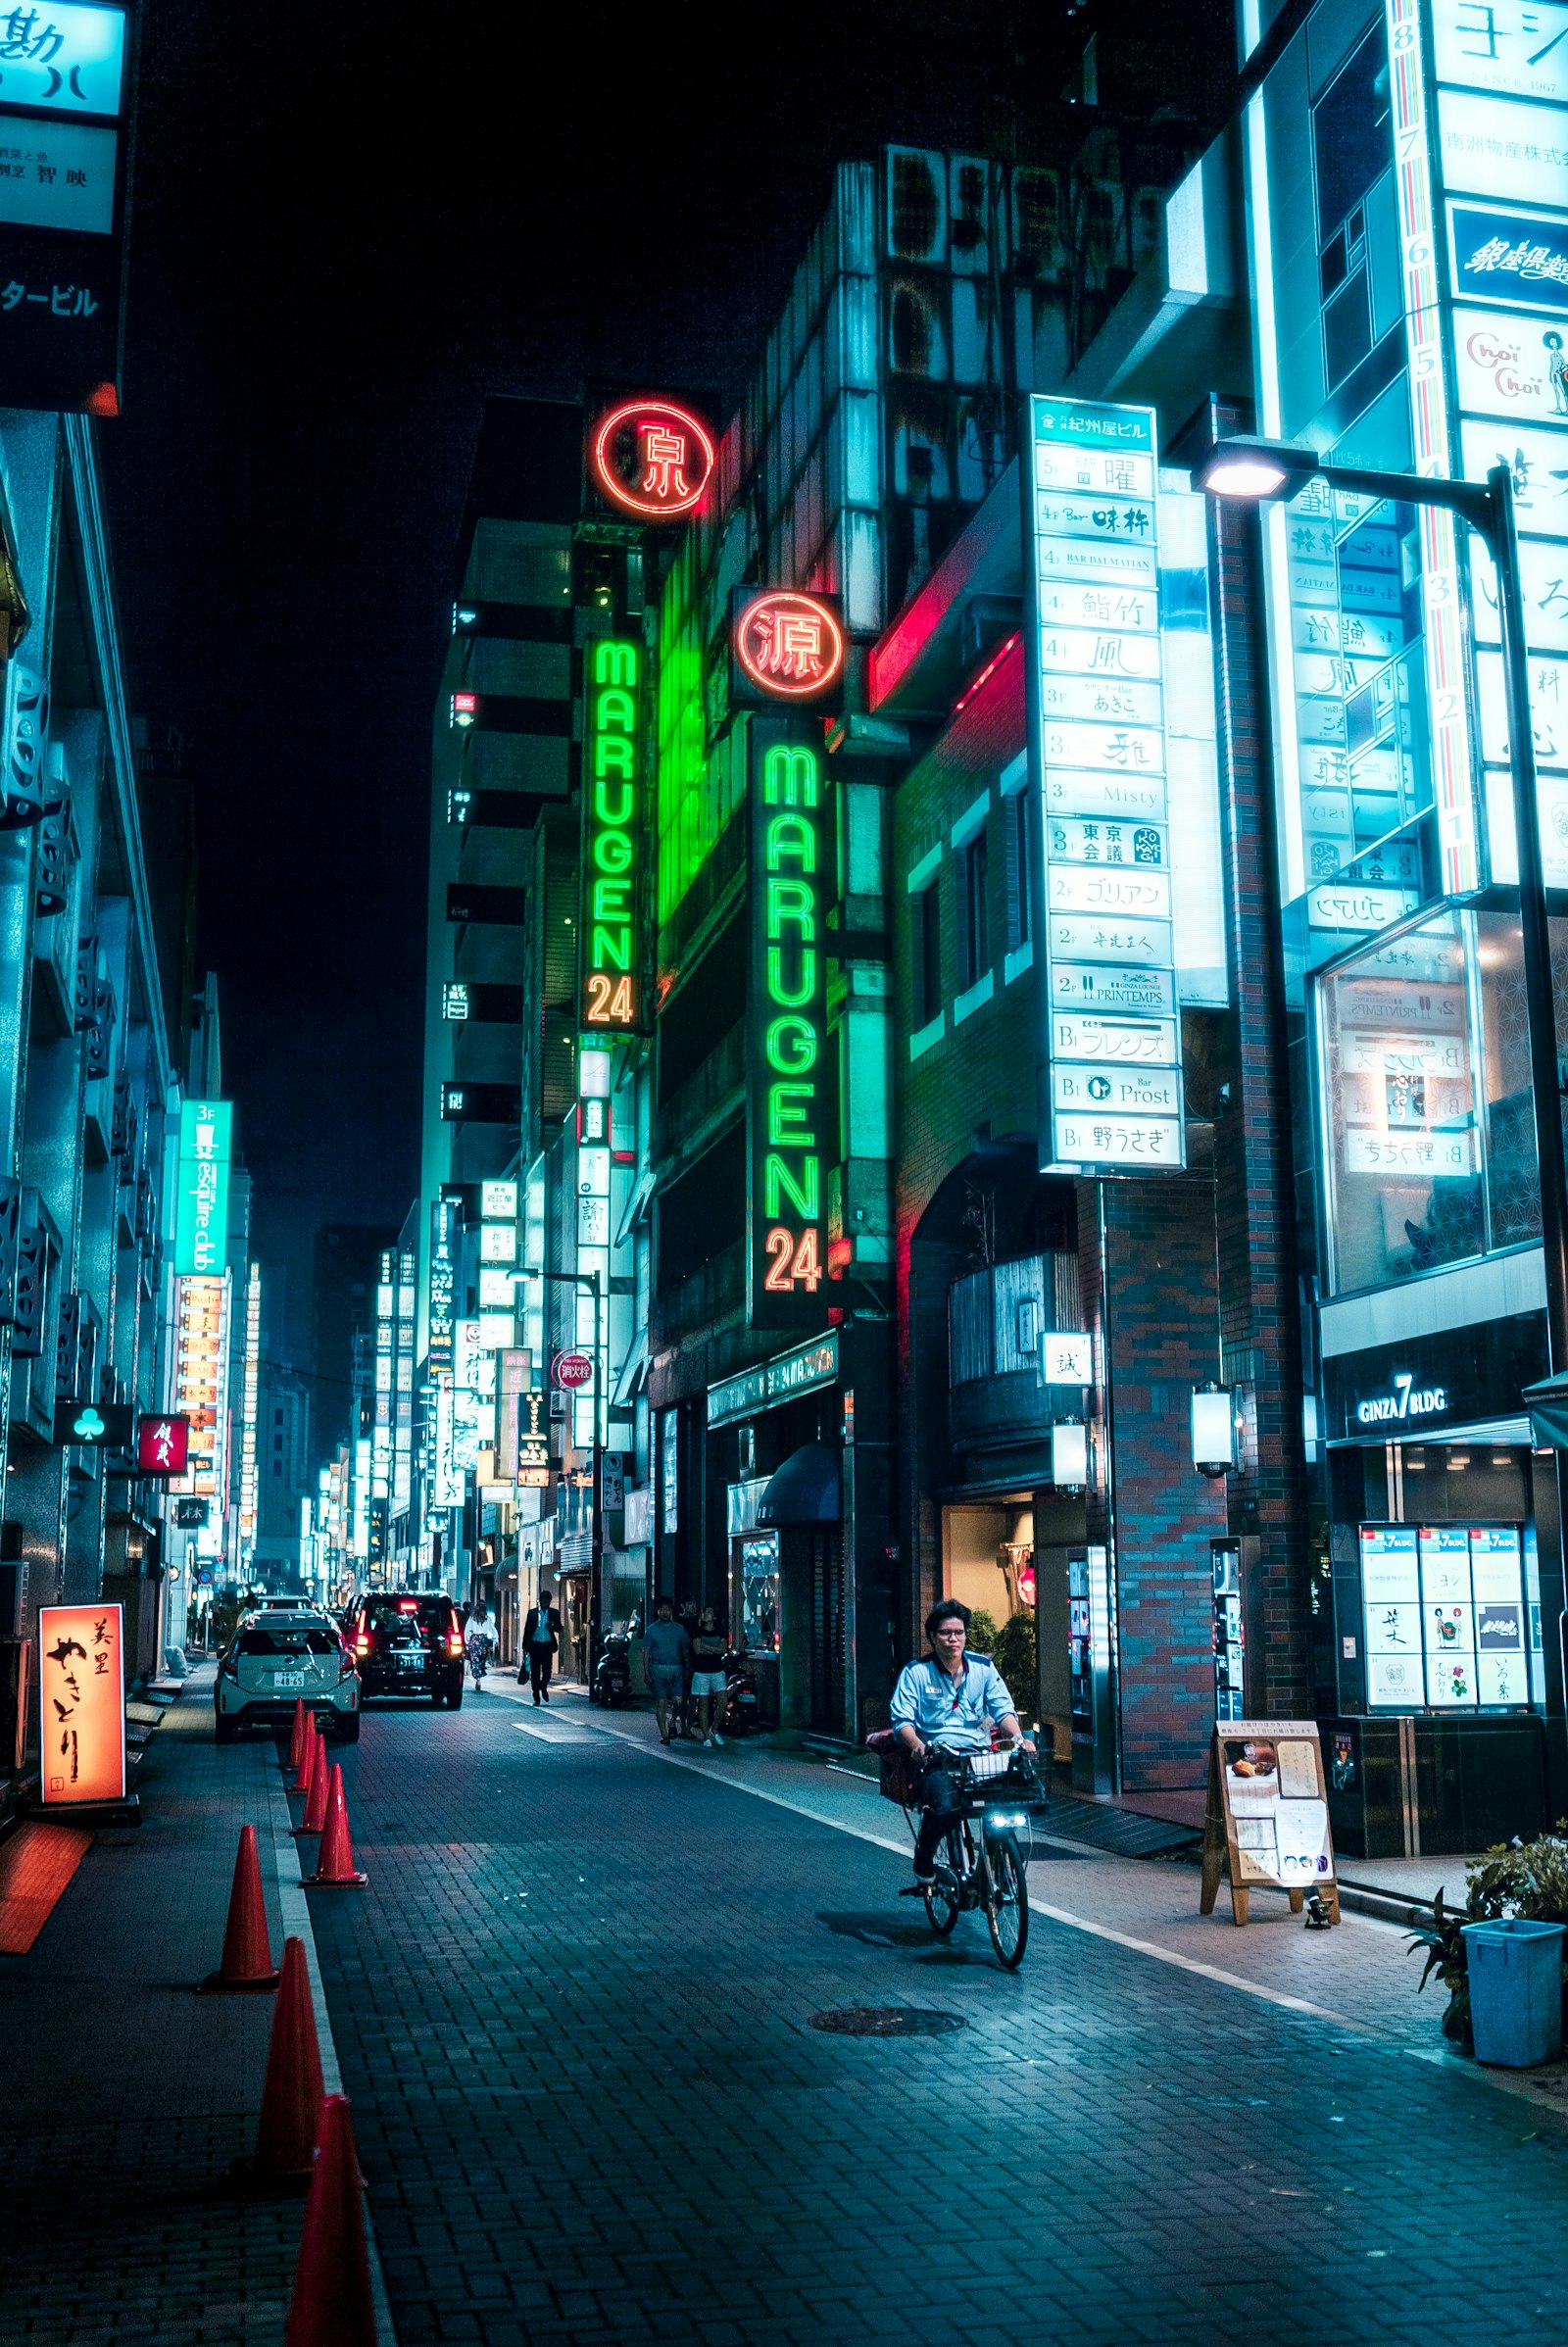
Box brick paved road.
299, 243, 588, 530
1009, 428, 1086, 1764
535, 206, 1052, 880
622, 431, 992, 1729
311, 1693, 1567, 2347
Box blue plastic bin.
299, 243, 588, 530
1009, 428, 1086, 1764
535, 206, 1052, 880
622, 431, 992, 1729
1462, 1919, 1565, 2068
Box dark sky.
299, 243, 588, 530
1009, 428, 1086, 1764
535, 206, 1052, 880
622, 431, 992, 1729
97, 0, 1202, 1351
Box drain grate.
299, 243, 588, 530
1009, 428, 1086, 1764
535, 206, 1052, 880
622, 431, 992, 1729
809, 2006, 966, 2037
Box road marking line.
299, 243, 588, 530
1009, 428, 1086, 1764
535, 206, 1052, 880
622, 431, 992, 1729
265, 1748, 399, 2344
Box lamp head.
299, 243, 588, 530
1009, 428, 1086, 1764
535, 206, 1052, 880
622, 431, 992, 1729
1191, 435, 1323, 504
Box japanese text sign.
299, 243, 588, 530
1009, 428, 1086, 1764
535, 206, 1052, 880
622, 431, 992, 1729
731, 588, 845, 708
590, 396, 714, 520
38, 1600, 123, 1805
136, 1412, 187, 1474
173, 1099, 230, 1276
1024, 393, 1184, 1174
581, 637, 647, 1032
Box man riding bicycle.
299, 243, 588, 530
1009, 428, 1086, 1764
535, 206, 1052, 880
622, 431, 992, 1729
890, 1599, 1035, 1889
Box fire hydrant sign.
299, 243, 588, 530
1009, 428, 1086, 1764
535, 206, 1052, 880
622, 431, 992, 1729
38, 1602, 124, 1806
1200, 1718, 1340, 1928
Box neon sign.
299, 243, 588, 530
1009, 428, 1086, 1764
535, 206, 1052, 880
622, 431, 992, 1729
747, 718, 829, 1328
581, 638, 646, 1031
590, 398, 715, 520
733, 588, 846, 704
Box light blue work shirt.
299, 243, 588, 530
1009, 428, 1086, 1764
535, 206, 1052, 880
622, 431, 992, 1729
888, 1652, 1016, 1753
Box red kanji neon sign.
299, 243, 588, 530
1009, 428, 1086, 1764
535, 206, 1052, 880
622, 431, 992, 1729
590, 399, 715, 520
734, 590, 846, 701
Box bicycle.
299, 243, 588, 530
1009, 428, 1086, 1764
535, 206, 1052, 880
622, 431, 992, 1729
901, 1745, 1045, 1971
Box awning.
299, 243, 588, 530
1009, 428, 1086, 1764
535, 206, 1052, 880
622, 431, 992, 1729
1524, 1370, 1568, 1449
757, 1442, 841, 1526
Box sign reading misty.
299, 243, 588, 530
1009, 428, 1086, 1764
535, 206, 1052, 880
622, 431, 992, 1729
173, 1100, 231, 1277
1024, 393, 1184, 1174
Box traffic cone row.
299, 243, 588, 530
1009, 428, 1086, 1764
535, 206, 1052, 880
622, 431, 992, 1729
288, 1697, 308, 1774
292, 1732, 330, 1836
304, 1766, 368, 1887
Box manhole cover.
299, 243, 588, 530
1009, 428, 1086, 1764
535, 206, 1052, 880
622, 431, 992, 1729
809, 2007, 966, 2037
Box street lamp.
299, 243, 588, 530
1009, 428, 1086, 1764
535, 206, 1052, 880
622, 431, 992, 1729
1193, 436, 1568, 1387
512, 1264, 605, 1678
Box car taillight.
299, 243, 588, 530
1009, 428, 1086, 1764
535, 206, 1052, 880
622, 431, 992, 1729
219, 1653, 238, 1680
355, 1634, 369, 1656
447, 1630, 463, 1657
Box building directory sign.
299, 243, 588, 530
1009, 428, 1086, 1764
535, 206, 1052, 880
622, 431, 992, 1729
1023, 393, 1185, 1174
1360, 1521, 1537, 1708
581, 636, 647, 1033
173, 1099, 231, 1277
746, 716, 830, 1327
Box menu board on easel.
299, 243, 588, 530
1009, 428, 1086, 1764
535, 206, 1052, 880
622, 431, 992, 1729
1200, 1719, 1340, 1928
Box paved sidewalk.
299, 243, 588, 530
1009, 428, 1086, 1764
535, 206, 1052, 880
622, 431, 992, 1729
0, 1668, 389, 2347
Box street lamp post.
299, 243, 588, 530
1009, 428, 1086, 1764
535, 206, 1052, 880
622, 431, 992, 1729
1196, 438, 1568, 1783
514, 1264, 604, 1681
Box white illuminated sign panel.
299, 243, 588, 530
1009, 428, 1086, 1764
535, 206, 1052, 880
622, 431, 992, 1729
1042, 1333, 1092, 1385
0, 3, 125, 114
1433, 0, 1568, 106
1026, 393, 1184, 1174
1361, 1522, 1532, 1708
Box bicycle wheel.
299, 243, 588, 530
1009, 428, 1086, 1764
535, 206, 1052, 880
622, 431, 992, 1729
922, 1824, 965, 1937
983, 1834, 1029, 1969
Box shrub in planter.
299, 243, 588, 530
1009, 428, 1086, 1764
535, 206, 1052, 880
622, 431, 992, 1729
1408, 1827, 1568, 2047
966, 1609, 1002, 1656
992, 1611, 1037, 1712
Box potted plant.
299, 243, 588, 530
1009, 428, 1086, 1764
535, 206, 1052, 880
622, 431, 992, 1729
1408, 1828, 1568, 2047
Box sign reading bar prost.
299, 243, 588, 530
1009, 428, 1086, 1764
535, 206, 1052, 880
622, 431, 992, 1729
38, 1601, 124, 1807
1023, 394, 1186, 1176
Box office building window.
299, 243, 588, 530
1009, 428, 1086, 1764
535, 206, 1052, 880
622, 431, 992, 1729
961, 830, 990, 989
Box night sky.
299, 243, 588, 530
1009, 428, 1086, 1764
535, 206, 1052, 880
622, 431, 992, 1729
97, 0, 1213, 1354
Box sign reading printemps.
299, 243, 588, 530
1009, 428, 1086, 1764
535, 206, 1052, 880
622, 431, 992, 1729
589, 397, 715, 520
747, 717, 830, 1329
581, 637, 646, 1032
1355, 1373, 1450, 1428
173, 1100, 231, 1276
1023, 393, 1185, 1175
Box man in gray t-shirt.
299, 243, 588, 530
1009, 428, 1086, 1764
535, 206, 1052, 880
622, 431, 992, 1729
643, 1598, 692, 1745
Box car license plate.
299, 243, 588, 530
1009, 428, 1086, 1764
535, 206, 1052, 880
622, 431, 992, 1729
274, 1672, 306, 1690
396, 1653, 422, 1669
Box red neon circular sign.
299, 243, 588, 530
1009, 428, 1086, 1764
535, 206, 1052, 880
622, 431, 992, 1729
551, 1349, 594, 1392
734, 590, 846, 701
590, 399, 715, 520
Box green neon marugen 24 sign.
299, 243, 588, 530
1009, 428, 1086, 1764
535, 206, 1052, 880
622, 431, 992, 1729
581, 637, 646, 1032
747, 716, 829, 1330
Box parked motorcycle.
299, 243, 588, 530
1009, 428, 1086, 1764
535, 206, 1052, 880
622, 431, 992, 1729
720, 1653, 760, 1737
591, 1629, 633, 1708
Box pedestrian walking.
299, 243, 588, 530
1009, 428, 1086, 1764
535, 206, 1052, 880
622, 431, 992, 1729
464, 1600, 498, 1692
690, 1606, 729, 1747
643, 1597, 691, 1744
518, 1585, 564, 1705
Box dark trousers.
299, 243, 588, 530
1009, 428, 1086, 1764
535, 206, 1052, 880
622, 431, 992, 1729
914, 1762, 962, 1875
527, 1644, 554, 1700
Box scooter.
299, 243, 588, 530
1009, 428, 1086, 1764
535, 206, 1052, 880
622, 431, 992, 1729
720, 1654, 760, 1737
591, 1631, 633, 1708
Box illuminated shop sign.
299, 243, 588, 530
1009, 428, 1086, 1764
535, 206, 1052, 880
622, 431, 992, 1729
1024, 393, 1184, 1174
428, 1196, 459, 1372
732, 588, 845, 706
1360, 1522, 1535, 1708
38, 1600, 123, 1805
581, 637, 646, 1032
1353, 1373, 1450, 1427
589, 397, 714, 520
173, 1100, 231, 1277
747, 718, 829, 1328
1449, 203, 1568, 312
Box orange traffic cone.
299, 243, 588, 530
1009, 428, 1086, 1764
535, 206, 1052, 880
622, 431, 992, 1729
292, 1732, 329, 1836
236, 1936, 322, 2188
198, 1825, 279, 1993
303, 1765, 367, 1887
283, 2094, 375, 2347
287, 1698, 308, 1774
291, 1710, 318, 1795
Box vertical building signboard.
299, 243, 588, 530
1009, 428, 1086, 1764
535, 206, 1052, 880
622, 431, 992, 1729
427, 1196, 459, 1373
746, 717, 830, 1327
173, 1100, 231, 1276
1024, 393, 1185, 1174
581, 636, 647, 1033
0, 0, 133, 414
38, 1601, 123, 1804
1396, 0, 1568, 883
